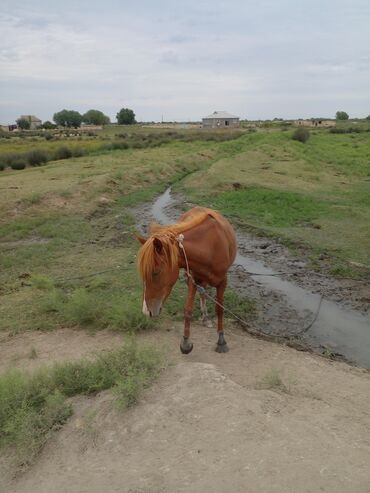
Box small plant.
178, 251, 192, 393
10, 159, 27, 170
53, 146, 73, 160
29, 347, 38, 359
257, 369, 288, 392
31, 274, 55, 290
71, 147, 86, 157
292, 127, 310, 143
26, 149, 48, 166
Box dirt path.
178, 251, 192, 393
4, 322, 370, 493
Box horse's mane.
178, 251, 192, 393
138, 210, 217, 280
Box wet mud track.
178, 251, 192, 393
135, 188, 370, 369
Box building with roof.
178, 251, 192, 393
18, 115, 42, 129
202, 111, 240, 128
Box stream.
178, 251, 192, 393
147, 187, 370, 369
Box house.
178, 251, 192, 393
294, 119, 334, 128
18, 115, 42, 129
202, 111, 240, 128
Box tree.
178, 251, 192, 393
16, 118, 30, 130
336, 111, 349, 121
53, 109, 83, 128
82, 109, 110, 125
366, 115, 370, 121
42, 120, 56, 129
116, 108, 136, 125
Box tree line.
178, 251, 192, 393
16, 107, 136, 129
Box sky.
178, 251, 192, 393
0, 0, 369, 123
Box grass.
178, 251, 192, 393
180, 129, 370, 272
0, 130, 252, 335
0, 340, 162, 467
256, 369, 289, 393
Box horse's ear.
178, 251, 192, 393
153, 237, 163, 253
135, 235, 147, 245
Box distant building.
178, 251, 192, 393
202, 111, 240, 128
294, 119, 334, 128
80, 124, 103, 131
18, 115, 42, 129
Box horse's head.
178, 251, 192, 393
137, 234, 179, 317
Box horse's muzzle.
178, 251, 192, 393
143, 298, 162, 317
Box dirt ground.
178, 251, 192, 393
0, 328, 124, 375
2, 321, 370, 493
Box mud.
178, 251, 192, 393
134, 188, 370, 369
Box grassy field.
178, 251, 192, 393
1, 125, 369, 337
178, 128, 370, 275
1, 124, 368, 465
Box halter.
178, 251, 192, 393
176, 233, 191, 280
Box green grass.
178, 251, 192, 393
180, 129, 370, 271
0, 340, 162, 467
208, 187, 330, 227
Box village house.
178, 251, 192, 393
18, 115, 42, 129
202, 111, 240, 128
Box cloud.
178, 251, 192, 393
0, 1, 369, 122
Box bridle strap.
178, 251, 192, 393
176, 233, 192, 280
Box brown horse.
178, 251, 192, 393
136, 207, 237, 354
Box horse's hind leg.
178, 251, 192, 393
215, 278, 229, 353
180, 280, 196, 354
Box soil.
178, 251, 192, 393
3, 323, 370, 493
0, 328, 124, 375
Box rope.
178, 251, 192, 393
53, 265, 132, 283
176, 234, 323, 333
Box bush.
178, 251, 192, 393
71, 147, 86, 157
292, 127, 310, 143
10, 159, 27, 170
26, 149, 49, 166
0, 163, 5, 171
53, 146, 73, 160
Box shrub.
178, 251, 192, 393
111, 141, 129, 150
0, 163, 5, 171
44, 133, 53, 141
292, 127, 310, 143
26, 149, 49, 166
10, 159, 27, 170
53, 146, 73, 160
71, 147, 86, 157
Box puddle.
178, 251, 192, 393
151, 188, 370, 369
151, 187, 173, 224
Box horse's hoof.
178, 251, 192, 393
180, 339, 193, 354
215, 343, 229, 353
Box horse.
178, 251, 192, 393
136, 207, 237, 354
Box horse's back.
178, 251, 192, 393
180, 206, 237, 267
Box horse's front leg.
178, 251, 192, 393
180, 279, 196, 354
215, 278, 229, 353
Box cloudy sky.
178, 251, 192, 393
1, 0, 369, 123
